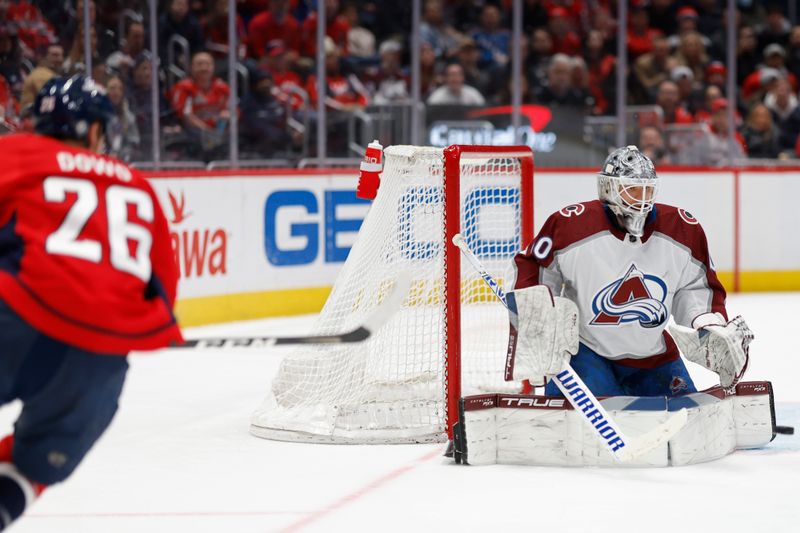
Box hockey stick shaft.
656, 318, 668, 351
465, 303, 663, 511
177, 272, 411, 349
452, 233, 686, 461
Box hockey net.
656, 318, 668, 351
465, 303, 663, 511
251, 145, 534, 443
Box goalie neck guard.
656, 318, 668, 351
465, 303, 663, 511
597, 145, 660, 237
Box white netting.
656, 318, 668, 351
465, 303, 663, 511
251, 145, 529, 443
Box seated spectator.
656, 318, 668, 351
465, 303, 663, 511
261, 41, 304, 109
638, 125, 671, 165
788, 25, 800, 82
741, 103, 781, 159
20, 42, 62, 109
527, 28, 553, 91
158, 0, 204, 65
5, 0, 56, 58
532, 53, 589, 109
106, 21, 147, 80
737, 26, 760, 85
471, 4, 510, 70
655, 79, 693, 125
170, 51, 232, 159
368, 40, 410, 104
419, 0, 462, 60
666, 7, 712, 53
759, 43, 798, 89
672, 31, 709, 83
764, 78, 800, 152
627, 4, 662, 59
0, 23, 25, 100
585, 30, 615, 114
633, 36, 673, 103
647, 0, 678, 36
127, 53, 164, 159
305, 38, 368, 111
301, 0, 350, 58
671, 65, 703, 115
547, 6, 580, 56
63, 25, 100, 75
247, 0, 301, 61
694, 84, 723, 125
427, 63, 485, 105
742, 67, 783, 107
105, 75, 140, 162
420, 42, 444, 97
342, 1, 375, 59
757, 4, 791, 54
456, 37, 489, 97
704, 97, 747, 164
240, 69, 295, 157
202, 0, 246, 62
704, 61, 726, 90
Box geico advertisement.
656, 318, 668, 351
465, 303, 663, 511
149, 175, 368, 299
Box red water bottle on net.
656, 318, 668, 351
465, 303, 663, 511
356, 140, 383, 200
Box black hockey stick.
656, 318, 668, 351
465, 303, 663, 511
176, 272, 411, 349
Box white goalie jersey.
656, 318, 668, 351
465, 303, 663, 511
513, 200, 728, 364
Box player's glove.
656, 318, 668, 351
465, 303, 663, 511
668, 315, 753, 389
506, 285, 579, 385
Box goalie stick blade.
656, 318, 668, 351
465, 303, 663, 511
178, 271, 412, 349
616, 408, 689, 462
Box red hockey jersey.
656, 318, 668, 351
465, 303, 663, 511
0, 133, 183, 354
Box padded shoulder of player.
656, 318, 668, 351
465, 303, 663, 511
531, 200, 709, 255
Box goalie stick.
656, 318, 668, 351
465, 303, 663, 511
175, 272, 411, 349
452, 233, 688, 462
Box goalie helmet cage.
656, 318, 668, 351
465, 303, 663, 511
251, 145, 534, 444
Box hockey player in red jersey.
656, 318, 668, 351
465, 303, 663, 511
507, 146, 753, 398
0, 76, 183, 530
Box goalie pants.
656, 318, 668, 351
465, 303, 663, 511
0, 300, 128, 485
544, 343, 696, 397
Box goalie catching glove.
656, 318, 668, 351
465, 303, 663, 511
505, 285, 579, 384
668, 315, 753, 389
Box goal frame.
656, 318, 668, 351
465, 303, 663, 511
443, 144, 534, 438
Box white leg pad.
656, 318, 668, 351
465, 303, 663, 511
453, 381, 777, 467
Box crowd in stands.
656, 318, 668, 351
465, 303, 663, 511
0, 0, 799, 164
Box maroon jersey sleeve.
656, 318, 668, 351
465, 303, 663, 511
652, 204, 728, 327
0, 133, 183, 354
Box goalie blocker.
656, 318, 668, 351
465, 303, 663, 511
452, 381, 780, 467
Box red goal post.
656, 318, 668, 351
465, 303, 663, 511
443, 145, 534, 438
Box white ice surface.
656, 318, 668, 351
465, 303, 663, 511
2, 293, 799, 533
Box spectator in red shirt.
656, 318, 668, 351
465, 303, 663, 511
170, 51, 232, 159
655, 79, 694, 125
301, 0, 350, 58
693, 84, 723, 125
547, 6, 580, 56
305, 38, 368, 111
305, 37, 367, 155
261, 40, 304, 110
247, 0, 301, 60
628, 4, 663, 59
202, 0, 246, 61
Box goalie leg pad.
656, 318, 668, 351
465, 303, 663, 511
455, 381, 776, 467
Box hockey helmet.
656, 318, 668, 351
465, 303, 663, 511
597, 145, 659, 237
33, 75, 114, 143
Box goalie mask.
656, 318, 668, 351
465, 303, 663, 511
597, 145, 660, 237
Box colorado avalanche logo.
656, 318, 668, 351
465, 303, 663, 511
591, 264, 669, 328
